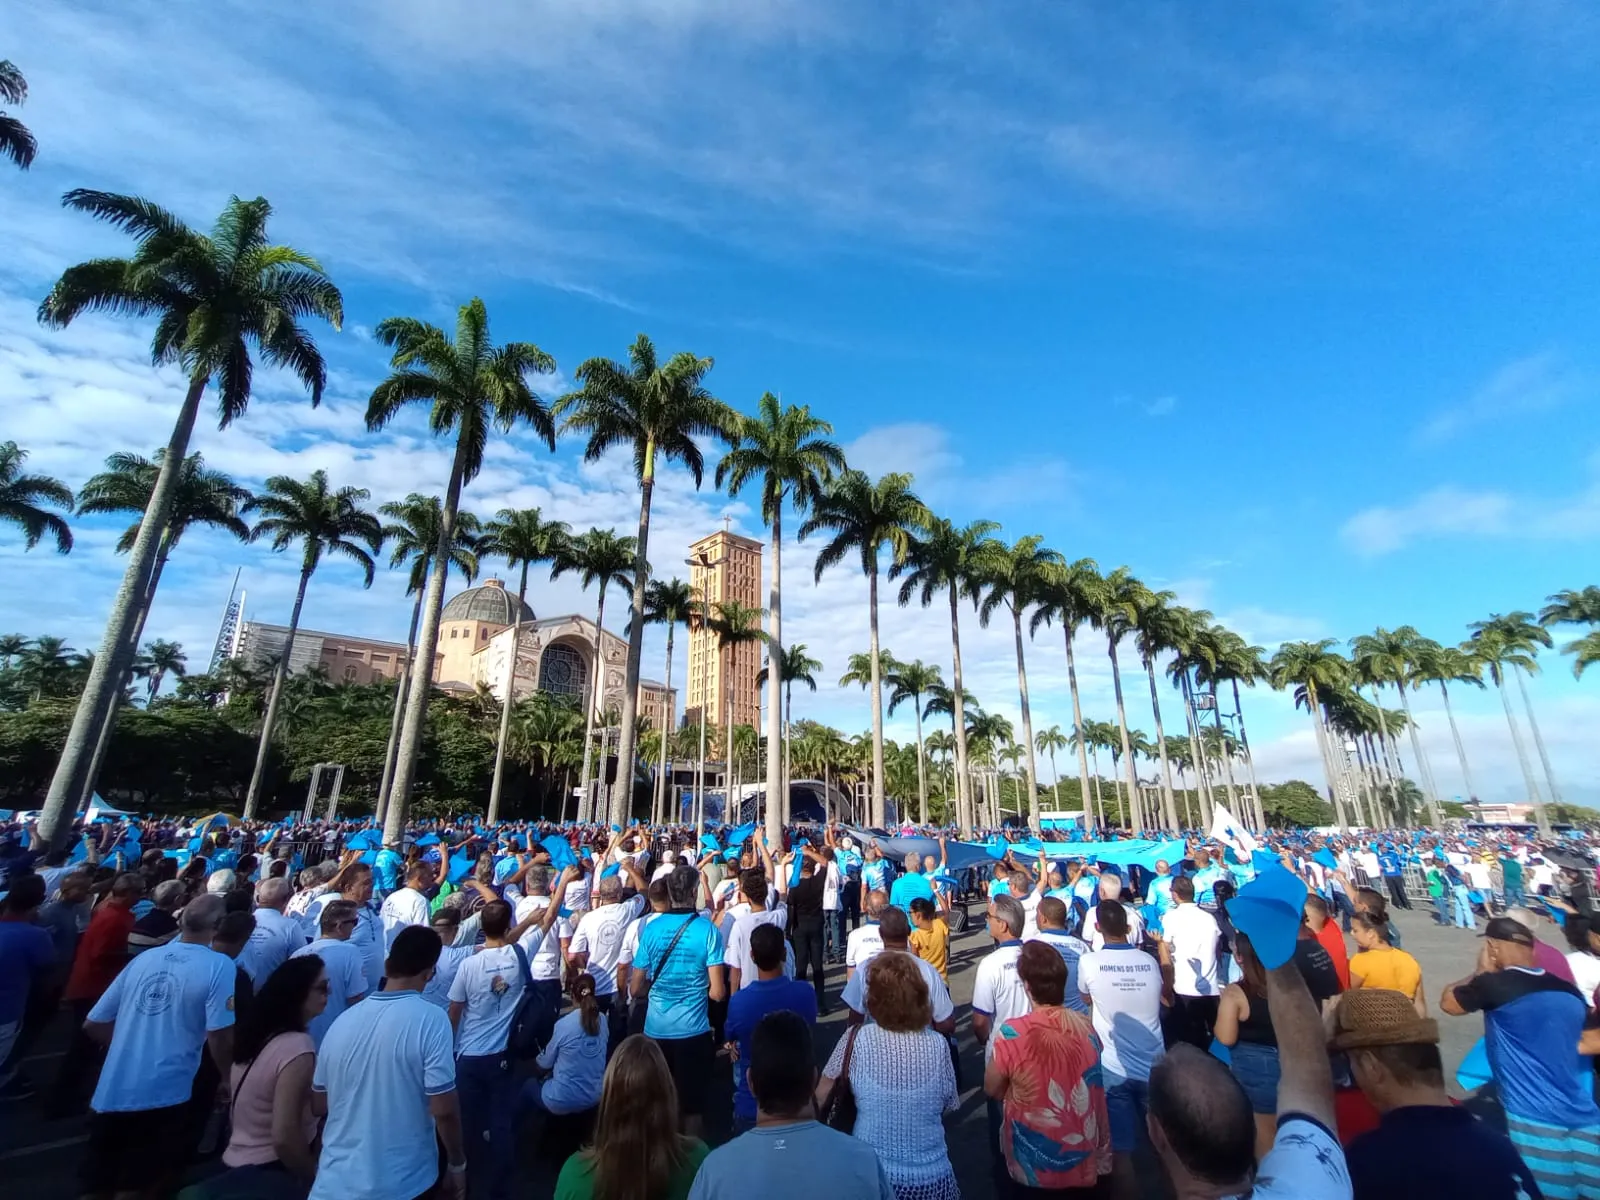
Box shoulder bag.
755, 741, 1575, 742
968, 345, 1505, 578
819, 1025, 860, 1133
506, 942, 543, 1060
627, 914, 696, 1036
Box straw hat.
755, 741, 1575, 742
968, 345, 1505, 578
1328, 988, 1439, 1051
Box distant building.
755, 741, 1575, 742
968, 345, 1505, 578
235, 577, 674, 731
686, 528, 763, 732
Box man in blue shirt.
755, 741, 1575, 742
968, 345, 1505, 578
631, 866, 726, 1138
723, 923, 817, 1133
861, 845, 892, 909
833, 836, 863, 930
373, 843, 404, 900
888, 852, 935, 912
1377, 845, 1412, 911
1190, 847, 1231, 910
1442, 916, 1600, 1200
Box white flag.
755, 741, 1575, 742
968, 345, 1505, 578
1210, 803, 1259, 855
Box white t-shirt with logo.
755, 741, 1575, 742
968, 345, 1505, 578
292, 937, 370, 1048
840, 948, 954, 1025
1161, 903, 1222, 997
571, 895, 646, 996
448, 938, 541, 1057
972, 942, 1030, 1059
513, 894, 572, 981
88, 940, 236, 1112
309, 990, 456, 1200
846, 923, 885, 971
1077, 944, 1165, 1082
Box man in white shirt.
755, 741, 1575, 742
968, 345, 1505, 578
379, 860, 435, 949
840, 907, 955, 1034
311, 925, 466, 1200
1159, 875, 1222, 1049
725, 870, 789, 991
972, 893, 1031, 1058
80, 894, 235, 1200
237, 876, 309, 986
845, 891, 889, 980
569, 856, 647, 1050
512, 865, 573, 1047
291, 900, 371, 1048
651, 849, 678, 883
1077, 899, 1165, 1196
1081, 873, 1146, 950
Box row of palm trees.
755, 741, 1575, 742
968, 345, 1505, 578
14, 173, 1600, 848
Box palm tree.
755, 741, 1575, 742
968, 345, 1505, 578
1411, 643, 1485, 805
1029, 558, 1105, 835
557, 334, 733, 826
1349, 626, 1443, 826
1035, 725, 1069, 813
74, 449, 254, 804
1567, 631, 1600, 680
374, 495, 482, 822
1165, 735, 1196, 827
1089, 568, 1153, 832
1471, 612, 1561, 813
0, 634, 25, 669
366, 298, 555, 844
644, 577, 695, 823
698, 600, 768, 828
893, 517, 1002, 836
1130, 589, 1185, 831
975, 535, 1062, 833
551, 528, 641, 822
0, 61, 36, 169
1268, 639, 1353, 825
37, 190, 342, 848
0, 442, 74, 552
240, 471, 383, 817
885, 659, 943, 825
136, 639, 186, 701
1540, 587, 1600, 629
16, 636, 75, 702
717, 391, 846, 844
1204, 626, 1270, 829
477, 507, 571, 823
801, 470, 929, 828
757, 642, 822, 822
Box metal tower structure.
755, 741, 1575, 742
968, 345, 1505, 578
210, 568, 243, 673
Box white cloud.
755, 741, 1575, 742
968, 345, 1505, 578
1418, 351, 1584, 443
843, 422, 1080, 517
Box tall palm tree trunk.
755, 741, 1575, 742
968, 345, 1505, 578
1231, 679, 1264, 830
376, 581, 426, 826
1515, 668, 1563, 810
783, 681, 792, 825
486, 560, 530, 825
40, 375, 207, 849
763, 505, 784, 847
1393, 686, 1441, 826
1492, 671, 1543, 813
1143, 657, 1178, 831
1181, 675, 1215, 828
1088, 745, 1105, 830
385, 439, 468, 847
948, 589, 974, 837
611, 459, 655, 828
1209, 700, 1241, 823
244, 562, 312, 818
913, 698, 929, 826
577, 588, 608, 823
1437, 682, 1477, 805
654, 622, 676, 825
867, 569, 887, 828
1107, 637, 1141, 834
79, 537, 174, 811
1011, 608, 1042, 833
1062, 628, 1093, 831
1304, 682, 1346, 828
1048, 746, 1062, 814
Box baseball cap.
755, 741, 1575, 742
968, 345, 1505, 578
1480, 916, 1535, 947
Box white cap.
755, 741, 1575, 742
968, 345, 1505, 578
841, 837, 855, 850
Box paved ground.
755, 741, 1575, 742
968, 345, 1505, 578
0, 901, 1503, 1198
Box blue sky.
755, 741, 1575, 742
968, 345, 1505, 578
2, 1, 1597, 804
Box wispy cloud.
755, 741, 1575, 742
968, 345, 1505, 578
1416, 351, 1584, 443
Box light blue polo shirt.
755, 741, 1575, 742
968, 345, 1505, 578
636, 912, 724, 1040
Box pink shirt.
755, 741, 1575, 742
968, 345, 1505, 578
1535, 939, 1577, 985
223, 1032, 317, 1167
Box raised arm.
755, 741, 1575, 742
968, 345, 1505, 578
1265, 961, 1335, 1130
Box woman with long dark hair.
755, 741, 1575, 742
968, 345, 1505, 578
1214, 932, 1280, 1162
554, 1034, 708, 1200
207, 954, 328, 1197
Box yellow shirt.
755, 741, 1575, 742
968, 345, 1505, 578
1349, 945, 1422, 997
910, 919, 950, 980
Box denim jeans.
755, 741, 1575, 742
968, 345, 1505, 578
1452, 884, 1475, 929
1431, 892, 1451, 925
456, 1053, 517, 1200
528, 977, 564, 1050
825, 908, 845, 959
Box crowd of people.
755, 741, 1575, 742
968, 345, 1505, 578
1, 810, 1598, 1200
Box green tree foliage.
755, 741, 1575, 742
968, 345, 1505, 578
1258, 780, 1334, 828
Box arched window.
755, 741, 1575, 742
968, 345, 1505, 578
538, 643, 588, 700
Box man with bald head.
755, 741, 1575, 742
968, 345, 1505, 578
238, 875, 308, 985
889, 851, 935, 912
80, 893, 237, 1200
